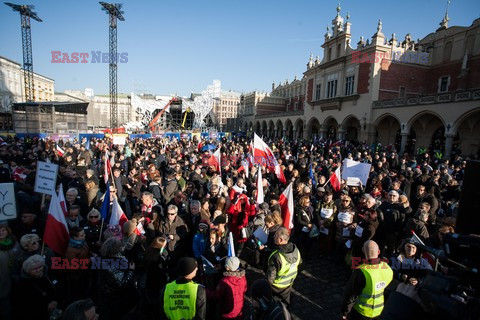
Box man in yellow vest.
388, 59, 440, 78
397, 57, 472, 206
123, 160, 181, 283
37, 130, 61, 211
161, 257, 206, 320
342, 240, 393, 319
266, 226, 302, 308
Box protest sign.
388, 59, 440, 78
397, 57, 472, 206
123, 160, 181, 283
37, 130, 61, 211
0, 183, 17, 221
34, 161, 59, 195
342, 159, 371, 186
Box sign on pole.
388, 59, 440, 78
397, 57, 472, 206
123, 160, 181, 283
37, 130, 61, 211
342, 159, 372, 186
0, 183, 17, 221
34, 161, 59, 195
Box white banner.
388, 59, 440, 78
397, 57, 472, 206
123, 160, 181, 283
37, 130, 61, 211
0, 183, 17, 221
34, 161, 59, 195
342, 159, 371, 186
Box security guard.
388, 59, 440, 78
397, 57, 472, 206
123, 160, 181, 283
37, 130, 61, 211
342, 240, 393, 320
160, 257, 206, 320
267, 226, 302, 307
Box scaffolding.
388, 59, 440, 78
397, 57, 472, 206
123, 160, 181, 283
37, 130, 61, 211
12, 102, 88, 134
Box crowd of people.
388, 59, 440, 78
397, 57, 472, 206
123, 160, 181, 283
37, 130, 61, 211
0, 134, 466, 320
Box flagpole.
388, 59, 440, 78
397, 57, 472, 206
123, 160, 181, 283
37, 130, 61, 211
98, 218, 104, 242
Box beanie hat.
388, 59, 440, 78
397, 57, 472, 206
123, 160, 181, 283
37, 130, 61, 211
213, 215, 227, 225
225, 256, 240, 271
178, 257, 197, 277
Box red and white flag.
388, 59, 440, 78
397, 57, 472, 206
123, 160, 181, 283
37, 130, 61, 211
104, 150, 111, 184
44, 192, 70, 255
109, 198, 128, 229
279, 182, 294, 230
330, 166, 342, 192
56, 145, 65, 157
253, 133, 286, 184
256, 166, 264, 208
208, 148, 221, 174
57, 183, 68, 216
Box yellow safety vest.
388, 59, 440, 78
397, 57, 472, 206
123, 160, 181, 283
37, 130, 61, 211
269, 249, 301, 289
353, 262, 393, 318
163, 280, 198, 320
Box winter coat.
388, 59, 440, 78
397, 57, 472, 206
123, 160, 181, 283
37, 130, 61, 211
193, 232, 207, 259
14, 268, 57, 320
227, 195, 256, 243
162, 178, 179, 204
267, 243, 301, 291
0, 237, 21, 298
207, 269, 247, 319
157, 216, 189, 253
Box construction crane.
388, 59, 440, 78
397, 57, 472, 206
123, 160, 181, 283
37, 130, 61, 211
5, 3, 42, 102
148, 97, 178, 133
99, 2, 125, 131
182, 107, 192, 129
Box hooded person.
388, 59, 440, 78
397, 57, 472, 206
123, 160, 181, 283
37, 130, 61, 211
207, 256, 247, 320
266, 227, 302, 307
160, 257, 207, 320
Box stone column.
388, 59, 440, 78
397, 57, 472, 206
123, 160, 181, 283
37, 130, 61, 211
318, 129, 326, 140
444, 134, 454, 160
283, 128, 287, 140
293, 129, 297, 140
400, 133, 409, 155
337, 129, 346, 140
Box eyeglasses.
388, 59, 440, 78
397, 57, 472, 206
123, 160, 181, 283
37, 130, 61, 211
168, 213, 176, 216
342, 200, 350, 203
89, 216, 100, 219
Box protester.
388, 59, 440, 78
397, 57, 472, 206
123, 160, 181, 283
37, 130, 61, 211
207, 256, 247, 319
0, 133, 467, 319
267, 226, 302, 307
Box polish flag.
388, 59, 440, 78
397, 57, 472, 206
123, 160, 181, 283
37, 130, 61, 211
208, 148, 221, 174
56, 145, 65, 157
44, 192, 70, 255
253, 133, 286, 184
227, 232, 236, 257
330, 166, 342, 192
104, 150, 111, 184
109, 198, 128, 229
279, 182, 294, 230
57, 184, 68, 216
256, 167, 264, 207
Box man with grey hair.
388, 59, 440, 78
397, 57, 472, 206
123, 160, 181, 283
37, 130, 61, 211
158, 204, 189, 263
267, 226, 301, 308
378, 190, 406, 257
342, 240, 393, 319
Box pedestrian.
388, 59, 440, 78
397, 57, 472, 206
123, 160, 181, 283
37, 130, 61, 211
341, 240, 393, 319
266, 226, 302, 307
160, 257, 206, 320
207, 256, 247, 319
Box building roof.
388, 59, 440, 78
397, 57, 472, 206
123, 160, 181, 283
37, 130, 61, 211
12, 101, 89, 114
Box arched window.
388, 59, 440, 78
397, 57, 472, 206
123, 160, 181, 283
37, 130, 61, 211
465, 35, 475, 56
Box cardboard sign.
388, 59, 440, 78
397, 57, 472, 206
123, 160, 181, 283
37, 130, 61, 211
34, 161, 59, 195
0, 183, 17, 221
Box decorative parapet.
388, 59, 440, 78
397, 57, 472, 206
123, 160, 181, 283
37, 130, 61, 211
372, 90, 480, 108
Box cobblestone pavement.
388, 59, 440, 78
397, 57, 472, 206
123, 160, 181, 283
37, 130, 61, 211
244, 244, 350, 320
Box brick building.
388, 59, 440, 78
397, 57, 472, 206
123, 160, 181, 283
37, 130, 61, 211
241, 5, 480, 158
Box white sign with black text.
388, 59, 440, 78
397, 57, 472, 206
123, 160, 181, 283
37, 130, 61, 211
34, 161, 59, 195
0, 183, 17, 221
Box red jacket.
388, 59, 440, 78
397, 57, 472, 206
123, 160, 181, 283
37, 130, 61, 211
227, 194, 256, 243
207, 270, 247, 319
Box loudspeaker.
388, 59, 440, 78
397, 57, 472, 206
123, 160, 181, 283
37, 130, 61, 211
456, 160, 480, 234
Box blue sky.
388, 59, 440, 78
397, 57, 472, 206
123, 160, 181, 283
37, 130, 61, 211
1, 0, 479, 97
